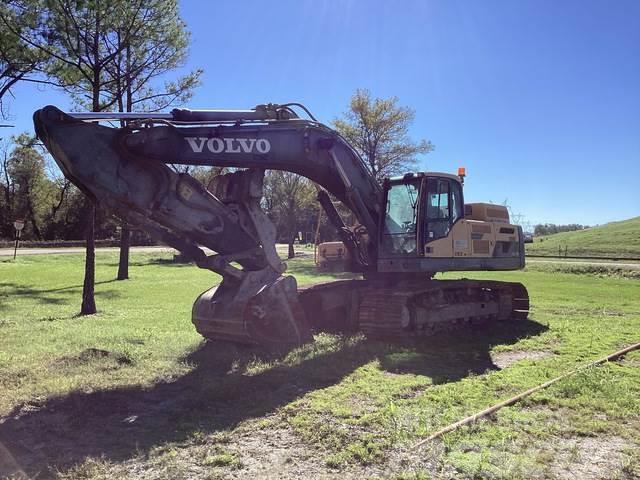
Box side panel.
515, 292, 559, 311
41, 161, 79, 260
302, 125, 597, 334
379, 220, 525, 273
423, 219, 522, 259
422, 219, 466, 257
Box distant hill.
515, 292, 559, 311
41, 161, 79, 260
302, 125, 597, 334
525, 216, 640, 258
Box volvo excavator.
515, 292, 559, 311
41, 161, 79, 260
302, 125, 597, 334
33, 103, 529, 346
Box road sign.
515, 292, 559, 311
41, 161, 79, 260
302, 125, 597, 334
13, 219, 25, 231
13, 219, 25, 259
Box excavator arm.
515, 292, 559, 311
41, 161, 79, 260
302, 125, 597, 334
33, 104, 382, 344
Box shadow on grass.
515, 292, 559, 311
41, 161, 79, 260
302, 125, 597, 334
377, 318, 547, 382
0, 280, 121, 309
105, 254, 321, 270
102, 257, 196, 268
0, 318, 546, 478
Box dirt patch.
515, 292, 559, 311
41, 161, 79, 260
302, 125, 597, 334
0, 368, 29, 390
80, 418, 447, 480
223, 420, 453, 480
226, 422, 328, 479
491, 350, 552, 369
549, 436, 633, 480
54, 348, 133, 367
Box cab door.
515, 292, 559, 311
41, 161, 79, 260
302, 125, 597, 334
422, 177, 464, 256
379, 178, 421, 257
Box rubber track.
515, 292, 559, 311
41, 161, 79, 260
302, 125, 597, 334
358, 280, 529, 339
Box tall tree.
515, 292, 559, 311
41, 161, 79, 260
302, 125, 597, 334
333, 89, 434, 181
1, 0, 133, 314
104, 0, 201, 113
264, 171, 315, 259
103, 0, 201, 280
1, 0, 201, 309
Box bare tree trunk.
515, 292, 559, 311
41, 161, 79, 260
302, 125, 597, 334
80, 8, 101, 315
117, 221, 130, 280
288, 232, 296, 259
81, 202, 97, 314
116, 42, 132, 280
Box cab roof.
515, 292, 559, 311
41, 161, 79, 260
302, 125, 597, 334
387, 172, 462, 183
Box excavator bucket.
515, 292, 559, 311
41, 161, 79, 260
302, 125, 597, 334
193, 274, 310, 345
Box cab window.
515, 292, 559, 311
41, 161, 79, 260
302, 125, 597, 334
425, 178, 463, 242
381, 181, 419, 255
427, 180, 449, 219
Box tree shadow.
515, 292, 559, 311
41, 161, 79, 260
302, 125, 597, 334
0, 317, 546, 479
102, 257, 195, 268
0, 280, 121, 309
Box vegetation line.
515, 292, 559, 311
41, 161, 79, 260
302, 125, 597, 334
527, 254, 640, 261
413, 341, 640, 448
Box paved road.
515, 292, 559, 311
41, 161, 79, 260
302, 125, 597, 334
0, 245, 174, 256
2, 246, 638, 269
0, 244, 312, 257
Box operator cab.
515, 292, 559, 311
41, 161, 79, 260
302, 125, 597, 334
380, 172, 464, 257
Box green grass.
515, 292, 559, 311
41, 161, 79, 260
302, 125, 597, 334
523, 260, 640, 280
526, 216, 640, 258
1, 251, 639, 479
0, 252, 210, 414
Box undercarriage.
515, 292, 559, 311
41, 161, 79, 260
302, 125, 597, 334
191, 276, 530, 344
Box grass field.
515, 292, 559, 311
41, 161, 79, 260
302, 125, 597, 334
526, 216, 640, 258
1, 251, 639, 479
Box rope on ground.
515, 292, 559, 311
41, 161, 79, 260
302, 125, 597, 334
413, 341, 640, 449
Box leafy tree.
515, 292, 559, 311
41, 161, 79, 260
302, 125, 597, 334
104, 0, 202, 114
1, 0, 201, 309
1, 0, 135, 313
264, 171, 316, 259
0, 2, 48, 118
40, 176, 70, 238
333, 89, 434, 181
2, 0, 125, 110
534, 223, 589, 236
0, 134, 57, 239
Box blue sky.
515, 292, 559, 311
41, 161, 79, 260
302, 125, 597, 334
4, 0, 639, 226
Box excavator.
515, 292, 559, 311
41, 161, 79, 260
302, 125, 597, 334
33, 103, 529, 346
